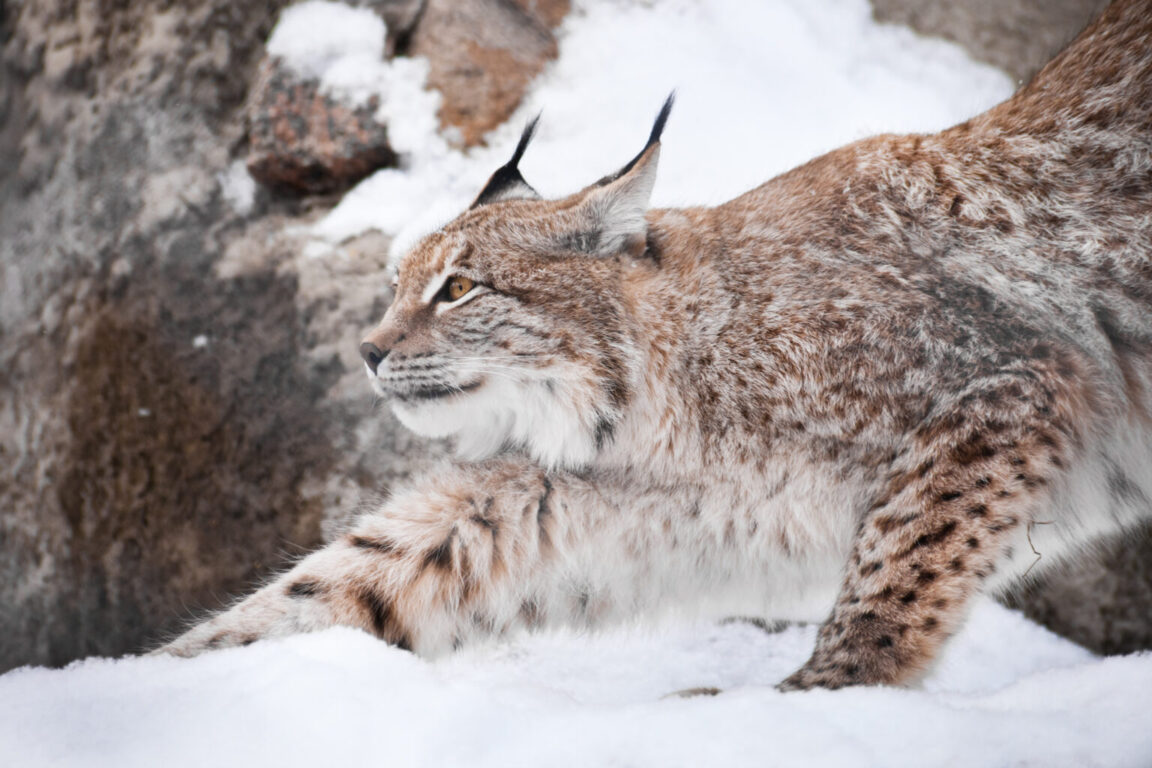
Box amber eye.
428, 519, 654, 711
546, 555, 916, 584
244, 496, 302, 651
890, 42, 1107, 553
444, 276, 474, 302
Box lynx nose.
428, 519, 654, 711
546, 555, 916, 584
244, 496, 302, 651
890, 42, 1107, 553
359, 342, 387, 375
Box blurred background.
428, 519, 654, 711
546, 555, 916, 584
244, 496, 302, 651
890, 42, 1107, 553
2, 0, 1147, 673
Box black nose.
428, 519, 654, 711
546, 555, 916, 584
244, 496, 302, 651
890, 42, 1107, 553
359, 342, 386, 374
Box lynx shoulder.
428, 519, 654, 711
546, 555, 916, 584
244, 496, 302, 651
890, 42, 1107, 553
163, 0, 1152, 690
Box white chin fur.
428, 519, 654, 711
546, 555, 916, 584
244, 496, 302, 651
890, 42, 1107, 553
389, 377, 600, 470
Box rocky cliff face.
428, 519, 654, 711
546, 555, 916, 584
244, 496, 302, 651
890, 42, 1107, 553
0, 0, 1146, 671
0, 0, 435, 667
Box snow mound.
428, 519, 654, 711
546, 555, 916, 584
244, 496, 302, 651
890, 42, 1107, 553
1, 601, 1150, 767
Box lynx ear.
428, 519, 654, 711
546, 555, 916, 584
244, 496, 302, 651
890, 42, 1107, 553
471, 115, 543, 207
566, 93, 674, 257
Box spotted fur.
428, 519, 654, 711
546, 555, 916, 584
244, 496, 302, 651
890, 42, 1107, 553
163, 0, 1152, 691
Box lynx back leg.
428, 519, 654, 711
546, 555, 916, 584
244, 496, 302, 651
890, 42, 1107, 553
779, 409, 1072, 691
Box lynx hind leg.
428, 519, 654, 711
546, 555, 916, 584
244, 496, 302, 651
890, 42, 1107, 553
161, 462, 588, 658
779, 409, 1071, 691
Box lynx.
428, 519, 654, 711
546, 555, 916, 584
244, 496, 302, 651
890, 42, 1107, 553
163, 0, 1152, 690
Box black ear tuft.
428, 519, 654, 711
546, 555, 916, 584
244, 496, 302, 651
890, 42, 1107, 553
646, 91, 675, 148
471, 114, 543, 208
508, 112, 541, 168
597, 92, 675, 187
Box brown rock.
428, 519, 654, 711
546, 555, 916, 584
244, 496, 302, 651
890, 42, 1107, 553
245, 58, 398, 195
408, 0, 570, 147
510, 0, 571, 30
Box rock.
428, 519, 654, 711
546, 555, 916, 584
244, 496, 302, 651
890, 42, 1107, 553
245, 58, 398, 195
871, 0, 1110, 84
407, 0, 570, 146
0, 0, 444, 671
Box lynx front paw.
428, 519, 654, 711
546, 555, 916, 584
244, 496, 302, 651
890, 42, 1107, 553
156, 580, 325, 657
776, 662, 862, 692
157, 620, 264, 657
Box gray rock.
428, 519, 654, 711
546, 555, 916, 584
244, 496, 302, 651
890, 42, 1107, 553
0, 0, 444, 671
871, 0, 1110, 85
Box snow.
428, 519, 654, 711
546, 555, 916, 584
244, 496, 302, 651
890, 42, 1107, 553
280, 0, 1014, 258
266, 1, 386, 91
218, 160, 256, 216
2, 600, 1150, 767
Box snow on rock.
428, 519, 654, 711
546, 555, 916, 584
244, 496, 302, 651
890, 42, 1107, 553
1, 600, 1150, 767
266, 0, 387, 98
298, 0, 1014, 258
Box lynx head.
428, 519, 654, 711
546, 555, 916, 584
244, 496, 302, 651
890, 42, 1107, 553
360, 95, 674, 470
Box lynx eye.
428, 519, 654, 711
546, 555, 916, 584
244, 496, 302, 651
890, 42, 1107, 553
444, 276, 474, 302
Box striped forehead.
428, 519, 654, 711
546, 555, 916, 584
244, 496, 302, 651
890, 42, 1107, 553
412, 236, 468, 304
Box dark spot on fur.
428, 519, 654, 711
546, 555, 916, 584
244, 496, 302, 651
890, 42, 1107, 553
966, 537, 980, 549
938, 490, 963, 502
922, 616, 939, 631
423, 530, 455, 571
967, 504, 988, 518
537, 477, 553, 521
953, 441, 997, 466
856, 610, 878, 623
287, 580, 325, 598
899, 520, 957, 558
974, 476, 991, 487
593, 417, 616, 450
948, 557, 965, 572
900, 590, 918, 604
874, 513, 918, 533
358, 586, 393, 636
470, 512, 497, 532
860, 561, 883, 577
916, 569, 938, 585
876, 635, 894, 649
520, 598, 542, 627
350, 534, 397, 554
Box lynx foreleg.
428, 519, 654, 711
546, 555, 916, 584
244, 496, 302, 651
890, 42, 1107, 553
779, 421, 1067, 691
160, 460, 603, 657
